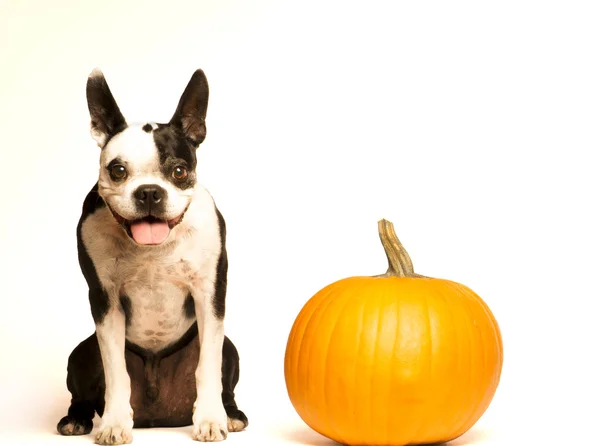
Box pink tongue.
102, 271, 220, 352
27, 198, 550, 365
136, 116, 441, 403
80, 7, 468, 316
130, 220, 170, 245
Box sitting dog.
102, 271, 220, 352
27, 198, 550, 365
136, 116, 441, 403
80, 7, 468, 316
56, 68, 247, 444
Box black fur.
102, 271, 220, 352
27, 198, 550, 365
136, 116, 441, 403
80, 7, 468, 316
88, 289, 110, 325
153, 124, 198, 190
119, 296, 133, 326
213, 207, 228, 319
183, 294, 195, 319
169, 69, 209, 146
57, 334, 105, 436
77, 183, 110, 324
86, 71, 128, 147
220, 335, 248, 428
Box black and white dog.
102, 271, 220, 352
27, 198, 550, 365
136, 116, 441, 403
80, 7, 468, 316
56, 69, 247, 444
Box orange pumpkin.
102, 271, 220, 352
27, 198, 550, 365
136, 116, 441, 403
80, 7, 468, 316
284, 220, 503, 446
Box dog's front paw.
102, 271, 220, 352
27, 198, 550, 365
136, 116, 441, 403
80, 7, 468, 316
227, 417, 247, 433
57, 415, 93, 436
192, 420, 228, 442
226, 407, 248, 433
95, 424, 133, 445
95, 411, 133, 445
192, 402, 228, 442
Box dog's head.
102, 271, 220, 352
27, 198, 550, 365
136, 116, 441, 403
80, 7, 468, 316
86, 68, 209, 246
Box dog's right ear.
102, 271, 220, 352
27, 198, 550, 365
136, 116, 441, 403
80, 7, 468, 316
86, 68, 127, 148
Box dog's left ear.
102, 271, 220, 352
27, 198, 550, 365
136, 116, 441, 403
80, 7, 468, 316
170, 69, 209, 147
86, 68, 127, 148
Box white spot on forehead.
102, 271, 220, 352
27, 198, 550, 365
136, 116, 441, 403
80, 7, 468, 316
101, 126, 158, 169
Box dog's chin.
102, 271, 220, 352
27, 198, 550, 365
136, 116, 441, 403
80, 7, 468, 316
107, 206, 187, 246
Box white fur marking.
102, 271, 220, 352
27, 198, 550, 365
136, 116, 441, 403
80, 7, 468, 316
90, 67, 105, 78
191, 280, 228, 441
95, 309, 133, 445
91, 127, 108, 148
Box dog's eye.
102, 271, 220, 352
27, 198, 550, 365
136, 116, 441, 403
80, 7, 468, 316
173, 166, 188, 180
110, 164, 127, 181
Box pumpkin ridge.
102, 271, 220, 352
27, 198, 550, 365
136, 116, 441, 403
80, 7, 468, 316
385, 287, 401, 444
425, 289, 436, 441
465, 285, 476, 438
285, 292, 314, 410
322, 280, 372, 444
311, 279, 363, 441
351, 287, 368, 443
294, 281, 346, 424
439, 280, 497, 443
455, 281, 479, 439
461, 287, 490, 437
457, 283, 503, 421
434, 284, 463, 442
286, 292, 319, 420
457, 283, 503, 372
406, 286, 433, 444
470, 285, 502, 435
367, 283, 384, 443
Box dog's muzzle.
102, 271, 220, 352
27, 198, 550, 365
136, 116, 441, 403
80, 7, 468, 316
109, 210, 187, 246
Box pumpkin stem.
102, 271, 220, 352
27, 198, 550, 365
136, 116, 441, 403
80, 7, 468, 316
378, 219, 416, 278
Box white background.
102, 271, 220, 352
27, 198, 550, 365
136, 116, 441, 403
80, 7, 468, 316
1, 0, 599, 445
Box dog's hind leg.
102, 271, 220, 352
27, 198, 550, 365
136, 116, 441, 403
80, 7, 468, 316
221, 336, 248, 433
57, 333, 105, 436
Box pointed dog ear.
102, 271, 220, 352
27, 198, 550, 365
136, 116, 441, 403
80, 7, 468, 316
86, 68, 127, 147
170, 69, 209, 147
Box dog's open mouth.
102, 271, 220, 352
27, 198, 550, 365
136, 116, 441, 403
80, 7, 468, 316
108, 207, 186, 245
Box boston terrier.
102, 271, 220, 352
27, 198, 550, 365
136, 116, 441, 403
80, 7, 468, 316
56, 68, 248, 444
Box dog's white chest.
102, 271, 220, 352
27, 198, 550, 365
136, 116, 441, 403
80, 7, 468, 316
119, 256, 197, 351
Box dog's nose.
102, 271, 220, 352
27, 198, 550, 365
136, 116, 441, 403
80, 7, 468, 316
134, 185, 166, 207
